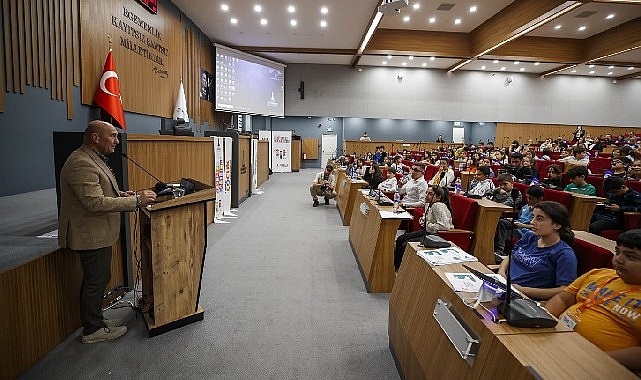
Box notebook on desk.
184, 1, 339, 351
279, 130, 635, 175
461, 264, 522, 299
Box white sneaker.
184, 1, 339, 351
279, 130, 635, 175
103, 318, 124, 328
81, 326, 127, 344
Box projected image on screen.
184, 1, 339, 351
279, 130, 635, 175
215, 45, 285, 117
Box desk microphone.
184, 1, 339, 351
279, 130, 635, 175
121, 153, 168, 192
498, 187, 557, 328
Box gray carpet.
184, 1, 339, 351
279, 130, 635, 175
19, 169, 400, 379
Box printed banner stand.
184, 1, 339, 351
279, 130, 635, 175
213, 137, 230, 223
222, 137, 237, 217
251, 138, 263, 194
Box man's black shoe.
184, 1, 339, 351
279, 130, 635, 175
313, 200, 319, 207
324, 196, 330, 205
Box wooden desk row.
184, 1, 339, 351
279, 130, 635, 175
389, 242, 635, 380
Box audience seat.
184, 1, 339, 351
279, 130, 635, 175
601, 213, 641, 241
626, 180, 641, 193
435, 193, 478, 252
588, 158, 612, 175
587, 176, 605, 197
572, 237, 613, 276
536, 160, 557, 177
424, 165, 439, 182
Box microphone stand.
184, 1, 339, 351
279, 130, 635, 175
121, 153, 168, 192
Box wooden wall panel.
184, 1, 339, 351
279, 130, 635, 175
495, 122, 637, 147
302, 138, 319, 160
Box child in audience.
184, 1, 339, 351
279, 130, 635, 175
378, 167, 398, 192
590, 176, 641, 235
559, 146, 590, 167
564, 166, 596, 196
498, 201, 577, 300
629, 159, 641, 181
545, 229, 641, 371
543, 164, 563, 189
467, 166, 494, 197
610, 157, 631, 179
486, 173, 522, 208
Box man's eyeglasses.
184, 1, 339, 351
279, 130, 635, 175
611, 160, 622, 165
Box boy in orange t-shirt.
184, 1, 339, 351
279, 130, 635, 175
545, 229, 641, 371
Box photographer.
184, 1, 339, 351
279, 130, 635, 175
310, 165, 337, 207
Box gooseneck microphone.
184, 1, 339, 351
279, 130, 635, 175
121, 153, 167, 192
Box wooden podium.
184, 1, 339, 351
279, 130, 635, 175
137, 179, 215, 337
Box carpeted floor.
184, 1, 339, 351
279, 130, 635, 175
19, 169, 400, 379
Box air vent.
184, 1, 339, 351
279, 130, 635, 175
575, 11, 597, 18
437, 3, 456, 11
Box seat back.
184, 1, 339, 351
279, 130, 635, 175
542, 188, 574, 210
626, 180, 641, 194
513, 182, 529, 202
589, 158, 612, 175
424, 165, 439, 182
587, 176, 605, 197
449, 193, 479, 231
572, 238, 613, 275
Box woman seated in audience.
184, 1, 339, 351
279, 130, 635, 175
363, 163, 384, 189
497, 201, 577, 300
543, 164, 564, 189
378, 167, 398, 192
629, 159, 641, 181
394, 186, 453, 271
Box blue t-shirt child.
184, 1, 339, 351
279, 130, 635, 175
509, 231, 577, 289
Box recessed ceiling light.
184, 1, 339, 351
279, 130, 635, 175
454, 18, 461, 25
606, 14, 615, 20
500, 67, 506, 71
288, 5, 295, 13
320, 6, 328, 14
403, 16, 410, 22
514, 61, 520, 65
402, 62, 407, 66
608, 72, 613, 75
290, 19, 297, 26
221, 4, 229, 12
481, 65, 486, 70
554, 25, 561, 30
388, 55, 392, 59
470, 6, 477, 13
413, 3, 420, 10
429, 17, 436, 23
230, 18, 238, 24
608, 66, 614, 69
382, 61, 387, 65
260, 18, 267, 25
409, 56, 414, 60
520, 68, 525, 72
588, 64, 594, 68
589, 70, 595, 74
254, 5, 262, 12
578, 26, 587, 31
571, 70, 577, 73
629, 67, 636, 70
493, 60, 499, 64
430, 56, 435, 61
534, 62, 540, 66
422, 62, 427, 67
320, 20, 327, 28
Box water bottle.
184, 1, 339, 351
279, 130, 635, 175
393, 192, 400, 213
455, 178, 462, 194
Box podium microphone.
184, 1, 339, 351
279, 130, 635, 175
498, 189, 557, 328
121, 153, 167, 192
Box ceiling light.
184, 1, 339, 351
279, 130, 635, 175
629, 67, 636, 70
588, 64, 594, 68
608, 72, 613, 75
357, 11, 383, 54
608, 66, 614, 69
534, 62, 540, 66
571, 70, 577, 73
454, 18, 461, 25
430, 56, 435, 61
409, 56, 414, 60
288, 5, 295, 13
413, 3, 420, 10
402, 62, 407, 66
422, 62, 427, 67
382, 61, 387, 65
514, 61, 520, 65
470, 6, 477, 13
578, 26, 586, 31
221, 4, 229, 12
500, 67, 506, 71
449, 59, 472, 72
481, 65, 486, 70
254, 5, 262, 12
403, 16, 410, 22
589, 70, 595, 74
493, 60, 499, 64
260, 18, 267, 25
321, 6, 328, 14
388, 55, 392, 59
554, 25, 561, 30
429, 17, 436, 23
320, 20, 327, 28
606, 14, 615, 20
290, 19, 297, 26
520, 68, 525, 72
230, 18, 238, 24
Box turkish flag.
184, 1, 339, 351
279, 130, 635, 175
94, 51, 126, 131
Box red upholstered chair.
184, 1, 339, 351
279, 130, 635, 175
424, 165, 439, 182
402, 159, 414, 167
587, 176, 605, 197
601, 213, 641, 241
572, 237, 613, 276
536, 160, 558, 178
436, 193, 478, 252
541, 188, 573, 210
411, 207, 426, 232
626, 180, 641, 193
598, 152, 611, 158
589, 158, 612, 175
549, 152, 561, 160
512, 182, 529, 202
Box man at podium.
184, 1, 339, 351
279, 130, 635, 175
58, 120, 156, 344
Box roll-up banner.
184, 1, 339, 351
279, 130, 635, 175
272, 131, 292, 173
214, 137, 228, 223
223, 137, 235, 216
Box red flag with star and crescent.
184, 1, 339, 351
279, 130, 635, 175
94, 50, 126, 131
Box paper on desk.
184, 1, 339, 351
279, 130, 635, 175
416, 246, 478, 266
445, 273, 485, 293
379, 210, 412, 219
